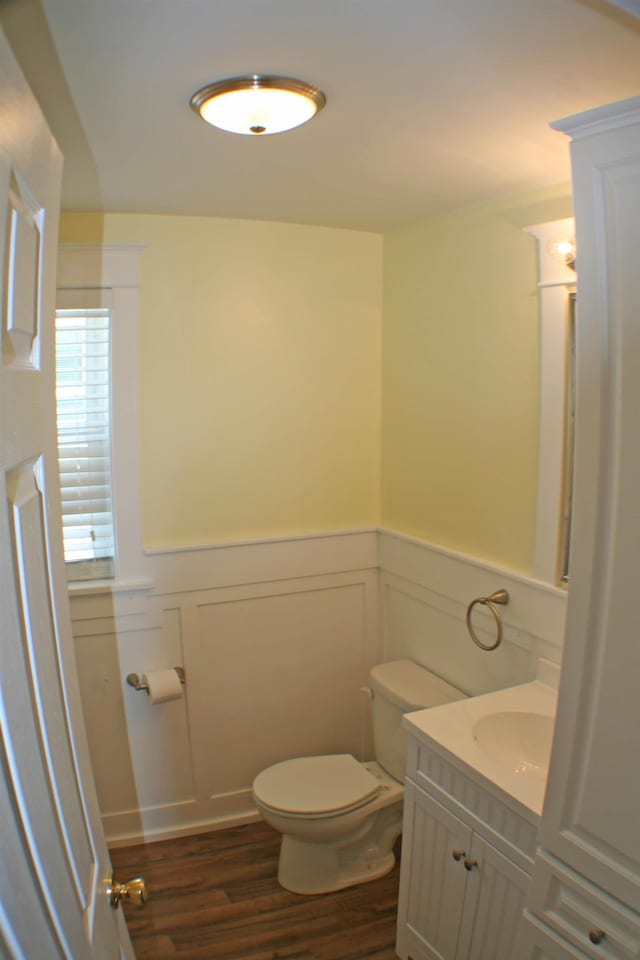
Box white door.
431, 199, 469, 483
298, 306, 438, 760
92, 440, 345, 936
0, 28, 135, 960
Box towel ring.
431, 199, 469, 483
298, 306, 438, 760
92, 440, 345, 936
465, 589, 509, 651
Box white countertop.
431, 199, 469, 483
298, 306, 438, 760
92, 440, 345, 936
403, 678, 558, 819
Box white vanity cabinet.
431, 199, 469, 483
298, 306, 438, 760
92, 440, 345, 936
516, 97, 640, 959
396, 735, 537, 960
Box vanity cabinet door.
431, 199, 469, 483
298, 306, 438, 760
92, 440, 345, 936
456, 835, 531, 960
397, 780, 532, 960
397, 781, 471, 960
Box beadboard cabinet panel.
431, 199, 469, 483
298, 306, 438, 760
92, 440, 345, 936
397, 743, 535, 960
397, 781, 471, 960
458, 835, 530, 960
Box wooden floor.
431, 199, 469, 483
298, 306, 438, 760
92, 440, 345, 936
111, 820, 402, 959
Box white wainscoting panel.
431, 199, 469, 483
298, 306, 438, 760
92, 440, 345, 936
378, 530, 566, 696
185, 574, 378, 814
68, 528, 565, 845
69, 531, 379, 845
144, 528, 379, 594
70, 586, 196, 844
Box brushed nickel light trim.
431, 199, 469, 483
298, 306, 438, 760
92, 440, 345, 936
190, 74, 326, 135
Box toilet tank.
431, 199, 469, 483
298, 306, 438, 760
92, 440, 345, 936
368, 660, 466, 781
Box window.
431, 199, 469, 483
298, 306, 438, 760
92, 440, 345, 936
56, 242, 146, 589
55, 307, 115, 581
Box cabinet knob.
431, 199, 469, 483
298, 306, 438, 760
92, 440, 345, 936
588, 929, 605, 945
452, 850, 466, 861
464, 858, 478, 871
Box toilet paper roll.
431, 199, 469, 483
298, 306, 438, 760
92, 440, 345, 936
141, 669, 184, 704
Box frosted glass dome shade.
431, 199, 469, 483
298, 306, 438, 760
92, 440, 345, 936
190, 75, 326, 135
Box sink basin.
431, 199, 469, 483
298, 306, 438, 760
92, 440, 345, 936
472, 711, 555, 781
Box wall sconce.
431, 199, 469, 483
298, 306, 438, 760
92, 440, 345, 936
547, 237, 577, 271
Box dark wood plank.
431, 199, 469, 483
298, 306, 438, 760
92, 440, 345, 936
111, 820, 400, 959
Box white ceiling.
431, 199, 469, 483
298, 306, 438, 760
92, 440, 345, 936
40, 0, 640, 232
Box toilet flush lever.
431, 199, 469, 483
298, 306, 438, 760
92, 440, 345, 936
360, 686, 374, 700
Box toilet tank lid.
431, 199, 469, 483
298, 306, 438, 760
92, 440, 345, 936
369, 660, 467, 712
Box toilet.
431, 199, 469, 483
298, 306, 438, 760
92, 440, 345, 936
252, 659, 466, 894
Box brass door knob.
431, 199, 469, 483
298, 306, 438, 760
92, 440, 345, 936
452, 850, 466, 861
107, 873, 148, 909
464, 858, 478, 871
588, 929, 605, 945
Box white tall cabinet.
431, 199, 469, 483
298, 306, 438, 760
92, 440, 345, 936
518, 97, 640, 957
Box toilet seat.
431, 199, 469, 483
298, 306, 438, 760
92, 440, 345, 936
253, 754, 381, 819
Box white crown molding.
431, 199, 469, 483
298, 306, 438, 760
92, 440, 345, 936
551, 94, 640, 140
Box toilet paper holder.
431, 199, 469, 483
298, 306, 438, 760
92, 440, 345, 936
126, 666, 186, 693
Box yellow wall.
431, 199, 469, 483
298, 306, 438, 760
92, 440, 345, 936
61, 213, 382, 548
381, 186, 572, 574
61, 184, 572, 572
59, 211, 104, 242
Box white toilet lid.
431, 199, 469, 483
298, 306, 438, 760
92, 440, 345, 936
253, 754, 381, 816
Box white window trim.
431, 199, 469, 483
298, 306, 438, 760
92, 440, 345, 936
524, 218, 576, 585
57, 243, 149, 589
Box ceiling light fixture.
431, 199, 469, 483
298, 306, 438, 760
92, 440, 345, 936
190, 75, 326, 136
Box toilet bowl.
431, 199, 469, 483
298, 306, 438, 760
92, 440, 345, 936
254, 755, 403, 894
252, 660, 466, 894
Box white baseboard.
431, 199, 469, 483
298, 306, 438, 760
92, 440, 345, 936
105, 793, 261, 848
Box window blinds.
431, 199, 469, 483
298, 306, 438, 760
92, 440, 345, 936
55, 308, 115, 580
